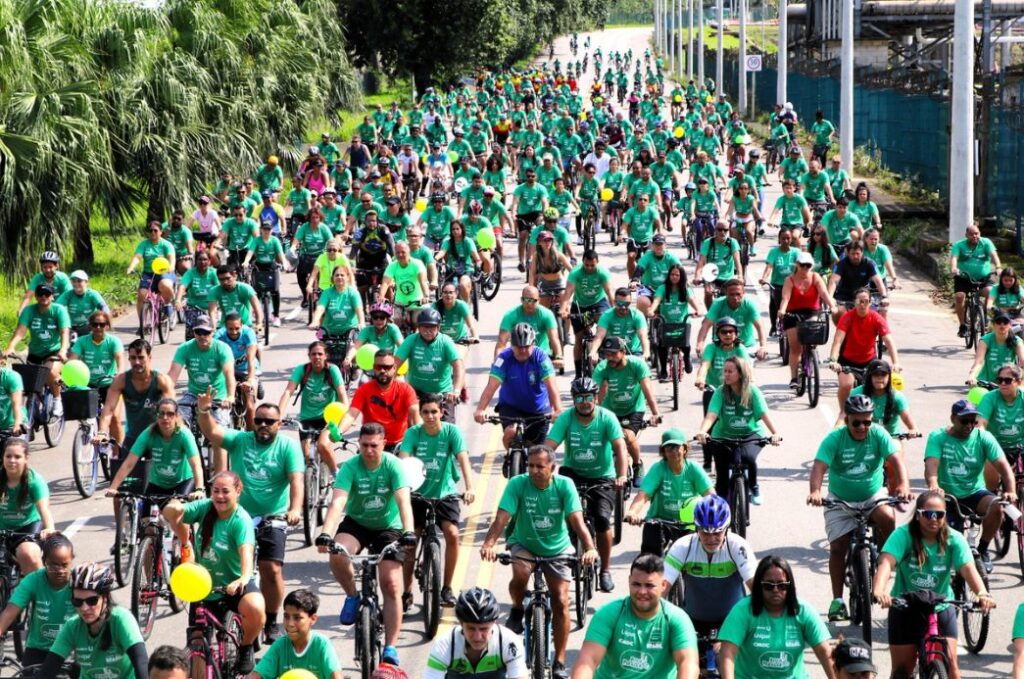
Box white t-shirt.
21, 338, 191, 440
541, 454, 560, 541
424, 624, 527, 679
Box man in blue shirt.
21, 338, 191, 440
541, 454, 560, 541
214, 312, 260, 429
474, 323, 562, 477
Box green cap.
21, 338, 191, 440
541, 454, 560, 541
660, 428, 687, 448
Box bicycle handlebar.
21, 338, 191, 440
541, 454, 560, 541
821, 496, 904, 514
483, 414, 552, 426
495, 552, 579, 566
891, 432, 923, 441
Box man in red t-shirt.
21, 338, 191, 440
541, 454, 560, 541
827, 287, 901, 409
320, 349, 420, 452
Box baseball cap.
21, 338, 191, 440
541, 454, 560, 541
660, 428, 688, 448
198, 195, 211, 204
652, 234, 667, 244
796, 252, 814, 265
951, 399, 978, 417
833, 638, 876, 674
483, 186, 496, 196
70, 270, 89, 281
34, 284, 54, 296
542, 153, 554, 161
993, 311, 1013, 324
192, 315, 214, 332
538, 230, 555, 241
600, 336, 627, 353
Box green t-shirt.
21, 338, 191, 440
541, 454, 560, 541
513, 183, 549, 215
384, 259, 427, 306
129, 425, 199, 487
951, 237, 997, 281
636, 251, 680, 289
356, 324, 403, 353
497, 474, 581, 557
182, 499, 254, 598
593, 356, 650, 417
718, 598, 830, 678
335, 452, 409, 530
882, 523, 971, 609
163, 225, 194, 258
208, 282, 257, 327
822, 210, 861, 245
317, 286, 362, 335
70, 334, 123, 388
799, 171, 830, 202
773, 193, 808, 225
700, 343, 751, 388
245, 235, 284, 265
313, 253, 352, 291
287, 187, 313, 215
584, 597, 697, 679
0, 370, 26, 431
400, 423, 465, 498
499, 306, 558, 353
654, 285, 690, 324
708, 386, 768, 439
706, 297, 761, 349
977, 388, 1024, 450
977, 332, 1020, 382
699, 238, 739, 281
1014, 602, 1024, 640
396, 333, 460, 394
180, 267, 219, 308
547, 407, 623, 479
0, 469, 47, 530
848, 200, 879, 227
288, 363, 343, 422
252, 632, 342, 679
10, 568, 74, 651
641, 459, 712, 520
294, 223, 333, 257
17, 303, 70, 356
812, 119, 836, 145
597, 307, 648, 355
171, 338, 233, 399
222, 429, 304, 517
27, 272, 71, 297
133, 238, 175, 274
849, 385, 908, 434
766, 247, 799, 286
223, 218, 258, 251
56, 289, 106, 329
438, 300, 472, 341
924, 427, 1004, 498
989, 286, 1024, 311
622, 206, 658, 243
50, 606, 145, 679
864, 243, 892, 271
814, 424, 897, 501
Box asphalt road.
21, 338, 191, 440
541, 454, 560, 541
18, 26, 1019, 679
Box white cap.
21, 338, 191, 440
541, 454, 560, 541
784, 102, 794, 111
70, 270, 89, 281
796, 252, 814, 265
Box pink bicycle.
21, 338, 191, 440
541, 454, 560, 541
890, 592, 973, 679
186, 587, 245, 679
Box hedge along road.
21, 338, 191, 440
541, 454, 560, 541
26, 26, 1016, 678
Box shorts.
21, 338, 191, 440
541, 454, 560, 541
141, 479, 196, 518
26, 352, 59, 366
109, 451, 150, 495
299, 417, 326, 441
823, 490, 887, 543
188, 579, 260, 625
509, 543, 575, 582
412, 495, 461, 530
517, 212, 541, 232
538, 278, 566, 299
640, 520, 691, 556
837, 356, 872, 371
954, 274, 992, 294
570, 299, 610, 333
617, 411, 647, 435
495, 404, 550, 445
336, 516, 404, 560
559, 467, 615, 533
781, 308, 816, 331
139, 272, 177, 291
627, 239, 651, 255
888, 603, 957, 645
355, 268, 385, 290
178, 393, 232, 430
635, 285, 655, 301
255, 517, 288, 563
946, 490, 996, 532
4, 521, 41, 553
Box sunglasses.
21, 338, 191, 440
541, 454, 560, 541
73, 595, 102, 608
798, 263, 813, 268
995, 319, 1012, 325
959, 417, 978, 425
90, 322, 108, 328
374, 364, 395, 371
522, 297, 538, 303
760, 581, 791, 591
193, 329, 212, 336
254, 417, 279, 426
849, 419, 873, 428
326, 248, 339, 253
371, 314, 388, 320
615, 301, 630, 307
157, 411, 177, 418
574, 394, 596, 403
917, 509, 946, 521
998, 376, 1017, 384
148, 229, 161, 233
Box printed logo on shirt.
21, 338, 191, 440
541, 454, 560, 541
759, 651, 794, 672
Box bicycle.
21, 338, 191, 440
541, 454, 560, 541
71, 407, 113, 498
579, 200, 600, 253
656, 319, 691, 411
995, 442, 1024, 576
697, 629, 721, 678
327, 541, 403, 679
139, 277, 175, 345
642, 518, 691, 607
569, 479, 617, 628
8, 359, 64, 449
944, 495, 992, 653
539, 286, 570, 354
0, 530, 29, 663
496, 552, 578, 679
411, 493, 463, 638
822, 496, 902, 645
888, 594, 976, 679
250, 265, 280, 346
697, 436, 778, 538
567, 309, 600, 378
789, 311, 830, 408
484, 414, 550, 480
292, 422, 351, 548
956, 275, 988, 350
317, 328, 360, 390
606, 201, 623, 245
179, 398, 217, 495
186, 586, 246, 679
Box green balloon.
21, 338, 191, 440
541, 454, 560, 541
967, 386, 987, 405
475, 228, 497, 250
61, 360, 91, 389
356, 344, 379, 372
448, 150, 459, 163
678, 496, 699, 525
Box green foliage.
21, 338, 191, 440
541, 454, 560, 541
853, 146, 942, 204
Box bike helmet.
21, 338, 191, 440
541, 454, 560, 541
69, 562, 114, 593
542, 207, 560, 221
570, 376, 599, 395
510, 322, 537, 347
715, 316, 739, 332
369, 301, 393, 317
455, 587, 500, 623
693, 494, 731, 532
417, 308, 442, 326
749, 149, 761, 157
468, 200, 483, 216
39, 251, 59, 264
684, 182, 696, 191
371, 665, 408, 679
845, 394, 875, 415
430, 192, 446, 203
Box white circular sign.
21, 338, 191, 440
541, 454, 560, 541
746, 55, 763, 72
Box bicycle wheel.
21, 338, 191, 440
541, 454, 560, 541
922, 659, 950, 679
220, 612, 243, 677
113, 502, 137, 587
779, 327, 789, 367
508, 447, 525, 479
529, 606, 546, 679
471, 280, 480, 320
613, 488, 624, 545
1017, 512, 1024, 579
422, 537, 442, 638
729, 475, 748, 539
671, 351, 681, 411
142, 300, 156, 345
668, 578, 684, 608
157, 302, 169, 345
42, 394, 65, 448
72, 424, 99, 498
263, 294, 271, 346
739, 238, 750, 269
572, 537, 590, 628
994, 516, 1011, 560
358, 606, 379, 679
958, 560, 990, 653
0, 577, 22, 662
131, 536, 160, 640
302, 463, 319, 547
852, 547, 873, 644
965, 298, 978, 350
167, 535, 185, 613
808, 350, 820, 408
317, 461, 332, 525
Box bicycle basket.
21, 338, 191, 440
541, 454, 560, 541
62, 388, 99, 421
659, 322, 690, 348
796, 318, 829, 346
12, 364, 49, 395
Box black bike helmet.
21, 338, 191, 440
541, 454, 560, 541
510, 322, 537, 347
417, 308, 442, 326
570, 376, 599, 395
69, 562, 114, 593
454, 587, 500, 623
430, 192, 446, 203
845, 394, 875, 415
715, 316, 739, 332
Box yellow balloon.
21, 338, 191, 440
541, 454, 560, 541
674, 94, 682, 102
891, 374, 905, 391
673, 127, 684, 139
580, 112, 588, 121
323, 401, 346, 426
152, 257, 171, 275
398, 362, 409, 376
280, 671, 318, 679
170, 562, 212, 603
600, 188, 614, 201
414, 198, 427, 212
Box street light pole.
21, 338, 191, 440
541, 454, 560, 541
739, 0, 747, 114
777, 0, 788, 104
840, 0, 854, 170
687, 0, 694, 79
698, 0, 706, 84
716, 0, 724, 92
949, 0, 976, 239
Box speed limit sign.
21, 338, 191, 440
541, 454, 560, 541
746, 54, 762, 72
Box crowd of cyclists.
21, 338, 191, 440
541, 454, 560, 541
0, 28, 1023, 679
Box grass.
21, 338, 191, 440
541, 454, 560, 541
676, 25, 778, 55
853, 147, 943, 205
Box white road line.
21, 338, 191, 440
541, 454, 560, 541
63, 515, 93, 539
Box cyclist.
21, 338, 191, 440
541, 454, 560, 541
831, 638, 876, 679
249, 588, 342, 679
208, 264, 261, 330
309, 267, 364, 359
434, 281, 480, 343
828, 287, 900, 408
162, 210, 195, 275
353, 302, 403, 354
165, 472, 263, 675
126, 221, 177, 333
800, 159, 835, 223
924, 399, 1017, 572
57, 270, 109, 338
474, 323, 560, 456
18, 251, 71, 316
847, 359, 920, 447
978, 363, 1024, 489
632, 234, 679, 318
759, 228, 799, 330
573, 553, 699, 679
695, 356, 781, 504
589, 287, 649, 364
594, 336, 660, 484
510, 169, 550, 272
0, 360, 25, 438
863, 228, 897, 287
650, 264, 700, 378
767, 178, 811, 236
951, 224, 1001, 338
779, 146, 808, 185
316, 422, 416, 668
495, 286, 562, 362
627, 429, 712, 553
985, 267, 1024, 318
329, 348, 418, 453
241, 221, 289, 327
221, 204, 259, 267
69, 308, 123, 401
418, 193, 457, 251
849, 182, 883, 233
38, 562, 149, 679
529, 230, 572, 305
560, 251, 613, 375
872, 490, 995, 679
825, 158, 852, 202
694, 220, 742, 310
279, 341, 348, 473
777, 251, 835, 387
808, 394, 911, 622
0, 438, 53, 573
967, 311, 1024, 386
197, 391, 303, 645
396, 309, 465, 423
5, 283, 70, 417
214, 312, 261, 429
810, 110, 836, 164
380, 241, 429, 328
176, 250, 219, 333
436, 220, 481, 304
479, 444, 598, 679
399, 393, 475, 608
424, 587, 526, 679
307, 236, 353, 309
622, 194, 662, 279
696, 278, 766, 358
350, 211, 396, 304
255, 155, 284, 193
544, 376, 627, 593
821, 196, 862, 249
0, 532, 73, 666
168, 313, 234, 422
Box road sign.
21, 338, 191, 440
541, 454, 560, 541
746, 54, 762, 72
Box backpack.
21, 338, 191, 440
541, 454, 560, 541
293, 362, 336, 404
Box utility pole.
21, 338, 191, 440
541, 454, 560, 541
778, 0, 788, 104
716, 0, 724, 93
949, 0, 975, 240
698, 0, 706, 84
739, 0, 747, 114
840, 0, 854, 170
688, 0, 694, 78
677, 0, 684, 75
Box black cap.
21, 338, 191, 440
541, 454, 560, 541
34, 284, 54, 296
601, 336, 627, 353
652, 234, 667, 244
833, 638, 876, 673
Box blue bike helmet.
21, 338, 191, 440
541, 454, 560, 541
693, 495, 731, 532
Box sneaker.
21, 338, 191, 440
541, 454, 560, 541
576, 236, 585, 246
506, 606, 525, 634
263, 622, 283, 645
552, 660, 570, 679
301, 299, 309, 309
789, 378, 799, 390
52, 398, 63, 419
828, 599, 850, 622
958, 323, 968, 338
402, 591, 413, 612
339, 595, 360, 625
632, 461, 645, 488
749, 246, 757, 257
236, 644, 255, 674
517, 262, 526, 273
981, 550, 994, 574
382, 645, 400, 666
658, 370, 669, 383
441, 586, 457, 607
271, 315, 281, 327
599, 570, 615, 592
750, 486, 762, 505
135, 326, 143, 337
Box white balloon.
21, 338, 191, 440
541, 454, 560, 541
399, 455, 426, 491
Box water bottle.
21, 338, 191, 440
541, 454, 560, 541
162, 530, 174, 560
